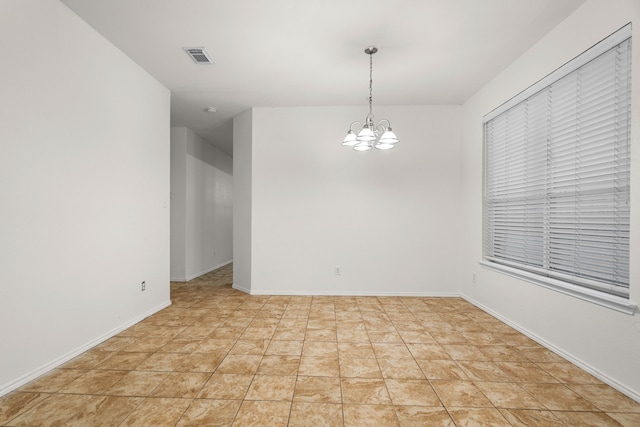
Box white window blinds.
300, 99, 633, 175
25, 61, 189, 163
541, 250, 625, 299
483, 25, 631, 299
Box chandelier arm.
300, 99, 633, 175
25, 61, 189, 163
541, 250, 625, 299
349, 120, 363, 131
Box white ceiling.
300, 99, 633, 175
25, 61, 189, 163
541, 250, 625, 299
61, 0, 585, 156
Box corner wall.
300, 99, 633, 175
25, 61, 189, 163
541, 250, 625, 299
0, 0, 170, 395
232, 110, 253, 293
237, 105, 463, 296
460, 0, 640, 399
170, 127, 233, 281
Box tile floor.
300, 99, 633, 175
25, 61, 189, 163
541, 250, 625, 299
1, 263, 639, 426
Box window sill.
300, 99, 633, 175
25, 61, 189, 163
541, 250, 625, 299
479, 261, 637, 315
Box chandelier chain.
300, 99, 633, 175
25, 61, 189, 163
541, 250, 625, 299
368, 52, 373, 119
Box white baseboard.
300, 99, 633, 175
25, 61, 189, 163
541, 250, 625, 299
230, 285, 460, 298
232, 283, 251, 294
171, 260, 233, 282
0, 300, 171, 397
462, 295, 640, 403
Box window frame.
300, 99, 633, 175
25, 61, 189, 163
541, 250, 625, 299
481, 24, 636, 315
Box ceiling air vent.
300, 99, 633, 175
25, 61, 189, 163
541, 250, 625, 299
183, 47, 215, 65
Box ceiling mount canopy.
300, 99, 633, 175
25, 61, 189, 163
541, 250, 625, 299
342, 46, 399, 151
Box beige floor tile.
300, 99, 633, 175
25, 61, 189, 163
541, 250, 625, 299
339, 357, 382, 378
150, 372, 210, 398
293, 376, 342, 403
456, 360, 512, 382
9, 394, 100, 426
475, 381, 545, 409
8, 267, 636, 426
175, 352, 225, 373
193, 338, 237, 353
341, 378, 392, 405
240, 327, 276, 340
495, 361, 560, 383
302, 340, 339, 357
298, 356, 340, 377
607, 412, 640, 426
461, 331, 503, 345
272, 327, 306, 340
448, 407, 512, 426
265, 340, 303, 356
197, 374, 253, 399
175, 399, 241, 427
519, 346, 567, 363
94, 351, 151, 370
406, 343, 450, 360
94, 336, 136, 352
19, 369, 86, 393
136, 352, 184, 371
536, 362, 602, 384
430, 380, 493, 407
119, 397, 191, 427
377, 357, 425, 379
244, 375, 296, 401
305, 328, 337, 341
62, 350, 114, 370
122, 337, 172, 352
552, 410, 624, 426
372, 343, 412, 358
215, 354, 262, 375
342, 404, 399, 427
106, 370, 168, 396
338, 342, 376, 359
429, 330, 469, 345
441, 344, 489, 361
233, 400, 291, 427
368, 331, 404, 343
288, 402, 343, 427
499, 409, 564, 426
477, 344, 528, 362
396, 330, 437, 344
64, 396, 144, 427
521, 383, 599, 411
60, 370, 129, 394
568, 383, 640, 412
158, 339, 202, 354
256, 355, 300, 375
229, 339, 270, 355
395, 406, 455, 426
0, 392, 49, 425
337, 328, 371, 342
416, 359, 468, 380
385, 378, 441, 406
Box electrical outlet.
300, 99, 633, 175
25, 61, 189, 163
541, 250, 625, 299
141, 281, 146, 291
335, 266, 341, 275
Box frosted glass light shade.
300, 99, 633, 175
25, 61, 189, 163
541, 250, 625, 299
342, 130, 358, 146
356, 126, 376, 142
375, 142, 396, 150
378, 128, 398, 144
353, 140, 373, 151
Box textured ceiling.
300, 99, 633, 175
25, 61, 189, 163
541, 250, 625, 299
61, 0, 585, 156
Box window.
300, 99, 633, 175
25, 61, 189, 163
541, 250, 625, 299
482, 24, 632, 313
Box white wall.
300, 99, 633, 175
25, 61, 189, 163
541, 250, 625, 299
460, 0, 640, 400
233, 110, 253, 293
0, 0, 170, 395
236, 106, 463, 295
170, 127, 233, 281
170, 128, 187, 280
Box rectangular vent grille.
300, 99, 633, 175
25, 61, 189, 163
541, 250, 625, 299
183, 47, 215, 65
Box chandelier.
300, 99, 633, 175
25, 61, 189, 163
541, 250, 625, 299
342, 46, 399, 151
